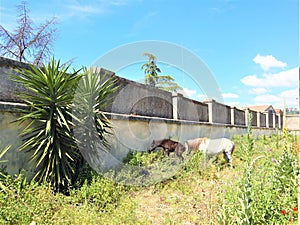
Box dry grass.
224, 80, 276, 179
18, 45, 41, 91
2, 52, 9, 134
118, 164, 240, 225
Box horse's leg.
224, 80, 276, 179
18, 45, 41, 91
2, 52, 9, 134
185, 142, 191, 155
166, 148, 170, 157
223, 149, 233, 168
176, 146, 184, 161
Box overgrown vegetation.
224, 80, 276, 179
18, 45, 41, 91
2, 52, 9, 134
0, 133, 298, 224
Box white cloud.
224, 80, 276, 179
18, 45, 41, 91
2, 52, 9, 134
222, 93, 239, 99
280, 88, 298, 98
253, 88, 299, 109
254, 94, 281, 104
69, 4, 105, 14
253, 54, 287, 71
110, 0, 128, 6
127, 10, 158, 37
280, 88, 299, 107
196, 94, 209, 101
249, 87, 268, 95
240, 67, 298, 88
224, 101, 240, 107
179, 87, 197, 98
56, 0, 132, 20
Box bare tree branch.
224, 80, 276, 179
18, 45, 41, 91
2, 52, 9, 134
0, 1, 57, 65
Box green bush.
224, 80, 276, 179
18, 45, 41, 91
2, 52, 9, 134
217, 147, 299, 224
0, 134, 298, 224
70, 175, 125, 211
123, 149, 166, 166
0, 173, 64, 224
13, 59, 83, 191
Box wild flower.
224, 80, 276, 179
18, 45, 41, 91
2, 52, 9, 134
272, 158, 278, 163
280, 209, 286, 215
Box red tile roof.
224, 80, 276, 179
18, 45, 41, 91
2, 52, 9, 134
241, 105, 272, 112
242, 105, 283, 114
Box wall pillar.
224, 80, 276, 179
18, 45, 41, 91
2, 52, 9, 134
172, 92, 179, 120
257, 112, 261, 128
230, 106, 235, 125
245, 109, 249, 126
206, 99, 215, 123
277, 114, 281, 129
265, 112, 269, 128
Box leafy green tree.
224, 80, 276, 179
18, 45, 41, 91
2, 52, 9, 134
13, 58, 82, 191
141, 52, 161, 87
141, 52, 182, 92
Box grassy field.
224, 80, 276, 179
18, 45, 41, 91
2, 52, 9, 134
0, 132, 299, 224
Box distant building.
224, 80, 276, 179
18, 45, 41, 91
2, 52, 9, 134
241, 105, 299, 131
286, 107, 299, 115
241, 105, 282, 114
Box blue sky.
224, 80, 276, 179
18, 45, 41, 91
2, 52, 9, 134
0, 0, 299, 109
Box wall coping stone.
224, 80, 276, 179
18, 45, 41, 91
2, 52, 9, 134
0, 101, 27, 112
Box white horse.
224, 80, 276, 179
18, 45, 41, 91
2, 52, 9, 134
185, 137, 235, 166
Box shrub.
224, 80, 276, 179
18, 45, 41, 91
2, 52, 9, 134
71, 175, 125, 212
13, 59, 83, 191
123, 150, 165, 166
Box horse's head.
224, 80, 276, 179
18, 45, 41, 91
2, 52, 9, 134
148, 140, 160, 152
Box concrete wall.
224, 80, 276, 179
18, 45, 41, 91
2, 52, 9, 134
91, 113, 277, 170
233, 107, 246, 126
0, 57, 31, 103
176, 94, 209, 122
260, 113, 267, 127
0, 57, 287, 175
103, 74, 174, 119
286, 115, 300, 130
268, 113, 273, 128
250, 110, 257, 127
205, 100, 232, 124
0, 56, 283, 128
0, 105, 34, 177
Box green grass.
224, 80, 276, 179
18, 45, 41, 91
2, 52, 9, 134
0, 133, 299, 224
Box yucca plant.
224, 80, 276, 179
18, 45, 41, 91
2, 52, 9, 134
0, 143, 10, 192
73, 68, 118, 171
12, 58, 82, 191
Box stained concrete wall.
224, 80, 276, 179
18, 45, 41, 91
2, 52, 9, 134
260, 113, 267, 127
176, 94, 209, 122
103, 74, 174, 119
0, 57, 31, 102
233, 107, 246, 126
206, 100, 231, 124
268, 113, 274, 128
286, 115, 300, 130
96, 113, 277, 170
0, 107, 34, 177
249, 110, 257, 127
0, 56, 283, 128
0, 57, 287, 175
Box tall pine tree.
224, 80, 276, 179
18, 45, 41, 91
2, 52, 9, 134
141, 52, 182, 92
